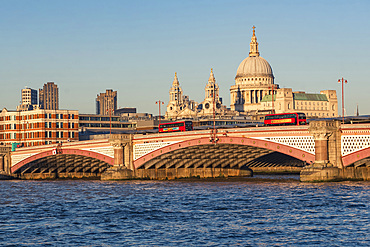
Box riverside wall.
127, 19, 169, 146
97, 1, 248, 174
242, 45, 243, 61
101, 167, 253, 180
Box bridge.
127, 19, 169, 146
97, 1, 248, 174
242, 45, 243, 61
1, 120, 370, 181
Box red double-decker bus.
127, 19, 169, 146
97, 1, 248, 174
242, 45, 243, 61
159, 121, 193, 133
264, 113, 307, 126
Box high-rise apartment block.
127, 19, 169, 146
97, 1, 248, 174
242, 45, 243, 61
96, 89, 117, 115
39, 82, 59, 110
17, 87, 39, 111
22, 87, 38, 105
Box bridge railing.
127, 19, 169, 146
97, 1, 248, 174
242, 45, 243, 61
133, 125, 310, 140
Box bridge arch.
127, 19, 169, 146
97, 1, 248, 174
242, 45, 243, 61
342, 146, 370, 167
12, 148, 114, 174
134, 136, 314, 169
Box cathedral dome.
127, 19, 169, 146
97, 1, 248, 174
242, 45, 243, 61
235, 26, 274, 81
236, 56, 273, 78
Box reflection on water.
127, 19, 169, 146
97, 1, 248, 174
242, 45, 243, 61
0, 176, 369, 246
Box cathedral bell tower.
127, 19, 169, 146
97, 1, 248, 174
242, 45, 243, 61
166, 73, 184, 119
201, 69, 222, 116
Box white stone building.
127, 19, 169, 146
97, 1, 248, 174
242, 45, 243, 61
165, 27, 338, 119
165, 70, 229, 120
230, 27, 338, 117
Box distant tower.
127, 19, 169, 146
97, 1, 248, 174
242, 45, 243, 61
200, 69, 223, 116
165, 73, 184, 119
96, 89, 117, 115
16, 87, 38, 111
22, 87, 38, 105
39, 82, 59, 110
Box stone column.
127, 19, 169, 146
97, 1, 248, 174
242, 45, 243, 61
0, 155, 4, 172
255, 90, 258, 103
109, 134, 133, 169
112, 143, 125, 167
0, 146, 12, 175
312, 132, 332, 165
308, 120, 341, 168
260, 90, 263, 101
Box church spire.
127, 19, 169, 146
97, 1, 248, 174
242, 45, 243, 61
172, 72, 179, 86
249, 26, 260, 57
208, 68, 215, 83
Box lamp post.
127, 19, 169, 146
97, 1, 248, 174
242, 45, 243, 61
210, 72, 218, 145
268, 85, 275, 114
156, 100, 164, 126
338, 77, 348, 123
106, 108, 113, 135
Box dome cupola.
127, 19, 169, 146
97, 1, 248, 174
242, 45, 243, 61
235, 26, 274, 84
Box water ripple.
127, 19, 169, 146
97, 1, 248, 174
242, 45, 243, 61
0, 177, 369, 246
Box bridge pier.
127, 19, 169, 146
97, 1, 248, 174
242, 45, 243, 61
101, 134, 135, 180
0, 146, 13, 179
301, 120, 369, 182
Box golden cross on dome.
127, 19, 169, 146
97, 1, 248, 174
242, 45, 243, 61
252, 26, 256, 35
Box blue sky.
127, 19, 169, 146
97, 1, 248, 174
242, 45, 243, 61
1, 0, 369, 116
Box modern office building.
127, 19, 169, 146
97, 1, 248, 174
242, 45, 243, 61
0, 108, 79, 147
115, 107, 137, 115
96, 89, 117, 115
39, 82, 59, 110
79, 114, 135, 131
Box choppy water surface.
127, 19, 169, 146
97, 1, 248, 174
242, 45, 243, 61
0, 176, 369, 246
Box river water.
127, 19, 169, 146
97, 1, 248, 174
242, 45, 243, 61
0, 175, 369, 246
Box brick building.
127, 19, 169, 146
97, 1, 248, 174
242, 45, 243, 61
0, 108, 79, 147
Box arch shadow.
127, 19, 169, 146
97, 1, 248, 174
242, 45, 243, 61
12, 148, 114, 173
134, 136, 314, 169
